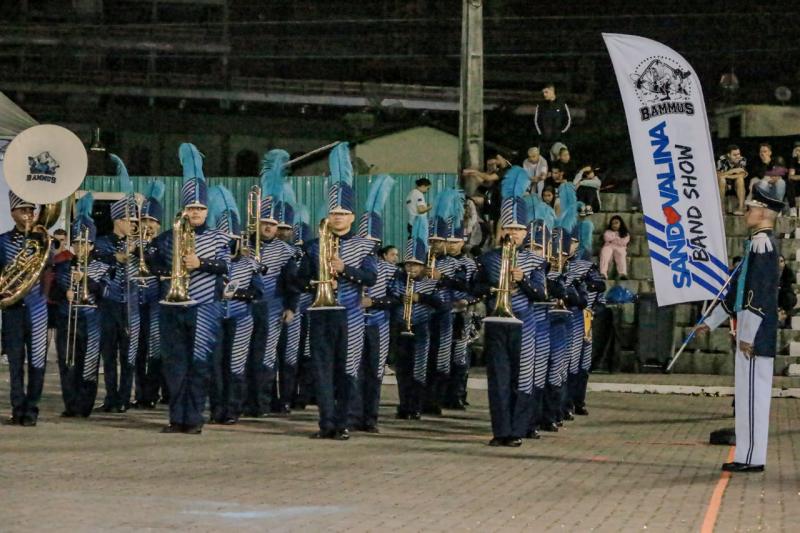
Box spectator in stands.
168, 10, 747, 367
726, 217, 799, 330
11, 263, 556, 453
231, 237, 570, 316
462, 154, 511, 242
786, 143, 800, 213
748, 143, 775, 197
523, 146, 548, 195
778, 255, 796, 329
463, 196, 485, 248
405, 177, 432, 236
599, 215, 630, 280
574, 165, 602, 213
544, 166, 566, 192
554, 147, 577, 180
534, 83, 571, 150
541, 186, 557, 210
716, 144, 748, 216
761, 166, 788, 206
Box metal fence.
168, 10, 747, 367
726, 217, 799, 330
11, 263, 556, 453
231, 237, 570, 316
83, 173, 458, 249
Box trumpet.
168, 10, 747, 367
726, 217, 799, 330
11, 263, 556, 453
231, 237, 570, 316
484, 234, 521, 323
244, 185, 261, 261
309, 219, 342, 309
400, 272, 415, 336
548, 228, 573, 317
160, 213, 197, 306
65, 228, 96, 369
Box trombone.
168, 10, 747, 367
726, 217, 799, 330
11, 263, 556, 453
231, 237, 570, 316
65, 228, 97, 369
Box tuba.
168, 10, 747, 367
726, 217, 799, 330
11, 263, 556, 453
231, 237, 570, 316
243, 185, 261, 261
309, 219, 343, 310
483, 234, 521, 324
161, 213, 197, 306
0, 124, 86, 308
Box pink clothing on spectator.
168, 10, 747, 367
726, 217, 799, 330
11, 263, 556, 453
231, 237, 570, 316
599, 229, 629, 277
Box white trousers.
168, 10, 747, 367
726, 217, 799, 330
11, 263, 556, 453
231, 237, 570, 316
734, 350, 774, 466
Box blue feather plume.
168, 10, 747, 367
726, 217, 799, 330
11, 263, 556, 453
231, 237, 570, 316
411, 213, 429, 259
452, 190, 465, 232
281, 181, 296, 205
364, 174, 395, 215
207, 185, 240, 232
295, 203, 310, 226
432, 189, 455, 222
556, 182, 578, 232
501, 166, 529, 201
526, 193, 556, 229
108, 153, 133, 194
328, 142, 353, 187
178, 143, 205, 182
260, 149, 289, 199
578, 219, 594, 256
76, 192, 94, 219
143, 180, 165, 202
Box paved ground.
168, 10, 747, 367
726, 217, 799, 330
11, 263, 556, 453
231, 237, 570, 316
2, 366, 800, 532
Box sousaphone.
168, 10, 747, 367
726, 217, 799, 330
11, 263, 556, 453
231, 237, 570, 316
0, 124, 87, 307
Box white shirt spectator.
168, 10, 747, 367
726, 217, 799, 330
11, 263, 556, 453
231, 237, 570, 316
406, 188, 427, 224
524, 157, 549, 195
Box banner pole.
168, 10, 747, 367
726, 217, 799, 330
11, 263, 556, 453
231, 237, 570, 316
664, 260, 743, 373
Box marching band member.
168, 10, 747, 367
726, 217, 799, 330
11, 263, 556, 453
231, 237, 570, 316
133, 180, 165, 409
349, 174, 397, 432
472, 167, 547, 447
569, 204, 605, 416
444, 203, 478, 410
274, 182, 301, 415
94, 154, 140, 413
423, 189, 461, 415
146, 143, 230, 434
696, 185, 783, 473
391, 215, 442, 420
245, 150, 298, 418
290, 204, 316, 410
207, 185, 264, 424
1, 193, 49, 426
525, 192, 556, 437
299, 142, 377, 440
541, 184, 585, 432
55, 194, 110, 418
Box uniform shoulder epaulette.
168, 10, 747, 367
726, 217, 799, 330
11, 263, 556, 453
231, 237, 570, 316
751, 232, 773, 254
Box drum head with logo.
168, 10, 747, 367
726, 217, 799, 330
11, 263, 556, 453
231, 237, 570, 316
3, 124, 87, 204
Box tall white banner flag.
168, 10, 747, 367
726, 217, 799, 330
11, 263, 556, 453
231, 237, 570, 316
603, 33, 729, 306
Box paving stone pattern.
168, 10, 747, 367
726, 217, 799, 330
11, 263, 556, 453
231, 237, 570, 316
2, 366, 800, 531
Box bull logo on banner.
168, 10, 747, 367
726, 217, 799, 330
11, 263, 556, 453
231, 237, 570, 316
630, 57, 696, 120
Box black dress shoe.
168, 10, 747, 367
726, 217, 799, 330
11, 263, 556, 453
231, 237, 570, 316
310, 430, 337, 439
115, 405, 127, 414
525, 430, 541, 440
395, 411, 409, 420
3, 416, 20, 426
556, 421, 564, 427
183, 425, 203, 435
160, 424, 183, 433
505, 438, 523, 447
563, 412, 575, 421
540, 422, 559, 432
574, 406, 589, 416
722, 462, 764, 473
409, 411, 422, 420
222, 417, 238, 425
61, 410, 77, 418
489, 438, 504, 446
100, 404, 114, 413
21, 416, 37, 427
272, 405, 291, 417
335, 429, 350, 441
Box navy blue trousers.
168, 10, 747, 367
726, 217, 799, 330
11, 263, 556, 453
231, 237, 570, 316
348, 324, 383, 428
395, 322, 430, 416
99, 301, 138, 409
161, 304, 220, 428
484, 321, 529, 439
3, 304, 47, 420
56, 311, 101, 417
134, 302, 162, 405
309, 309, 352, 432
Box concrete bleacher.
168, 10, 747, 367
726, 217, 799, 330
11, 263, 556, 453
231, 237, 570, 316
594, 193, 800, 376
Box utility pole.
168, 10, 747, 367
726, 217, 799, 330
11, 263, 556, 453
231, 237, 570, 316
458, 0, 484, 192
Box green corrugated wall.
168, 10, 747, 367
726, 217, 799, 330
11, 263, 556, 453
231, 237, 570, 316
83, 173, 458, 249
